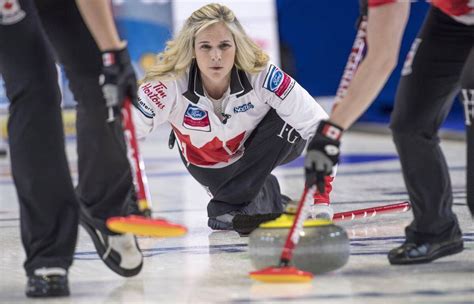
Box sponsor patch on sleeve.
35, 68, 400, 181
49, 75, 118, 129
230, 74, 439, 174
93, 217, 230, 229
262, 64, 295, 100
141, 82, 167, 110
136, 96, 155, 118
182, 104, 211, 132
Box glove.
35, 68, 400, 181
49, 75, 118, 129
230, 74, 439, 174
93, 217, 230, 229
100, 47, 137, 122
305, 120, 343, 193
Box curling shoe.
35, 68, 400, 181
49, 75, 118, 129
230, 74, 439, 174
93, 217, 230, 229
26, 267, 69, 298
284, 200, 334, 220
80, 211, 143, 277
310, 203, 334, 220
388, 237, 464, 265
208, 211, 238, 230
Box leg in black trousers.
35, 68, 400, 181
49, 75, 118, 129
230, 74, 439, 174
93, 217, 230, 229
35, 0, 137, 232
0, 0, 78, 276
388, 7, 473, 264
460, 49, 474, 215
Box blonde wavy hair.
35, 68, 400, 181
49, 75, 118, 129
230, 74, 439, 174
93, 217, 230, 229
142, 3, 269, 82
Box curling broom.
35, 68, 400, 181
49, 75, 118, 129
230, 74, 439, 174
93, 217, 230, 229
106, 97, 187, 237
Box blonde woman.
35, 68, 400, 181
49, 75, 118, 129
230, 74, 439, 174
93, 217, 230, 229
134, 3, 333, 232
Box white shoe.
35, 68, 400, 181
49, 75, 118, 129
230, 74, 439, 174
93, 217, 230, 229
309, 204, 334, 220
81, 215, 143, 277
107, 233, 143, 271
284, 200, 334, 220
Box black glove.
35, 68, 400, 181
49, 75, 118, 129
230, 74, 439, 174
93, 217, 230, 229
100, 47, 137, 122
305, 120, 343, 193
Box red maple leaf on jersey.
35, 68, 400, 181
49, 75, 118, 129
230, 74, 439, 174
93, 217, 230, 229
173, 128, 245, 166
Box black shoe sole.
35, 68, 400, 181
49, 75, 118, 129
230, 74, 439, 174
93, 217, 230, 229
26, 276, 70, 298
389, 240, 464, 265
26, 289, 70, 298
80, 217, 143, 277
208, 218, 233, 231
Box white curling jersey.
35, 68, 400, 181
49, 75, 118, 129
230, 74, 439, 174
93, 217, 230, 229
133, 62, 328, 168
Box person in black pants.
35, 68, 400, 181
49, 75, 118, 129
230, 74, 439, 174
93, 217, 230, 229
304, 0, 473, 265
0, 0, 142, 297
389, 6, 473, 264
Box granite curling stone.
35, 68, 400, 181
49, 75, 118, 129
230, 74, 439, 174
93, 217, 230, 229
248, 215, 350, 274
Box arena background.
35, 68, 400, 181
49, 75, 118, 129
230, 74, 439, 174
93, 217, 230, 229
0, 0, 465, 143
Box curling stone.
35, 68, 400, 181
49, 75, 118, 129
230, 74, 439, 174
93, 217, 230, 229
248, 215, 350, 274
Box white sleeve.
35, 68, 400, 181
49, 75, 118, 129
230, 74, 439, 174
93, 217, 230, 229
132, 80, 176, 139
254, 63, 328, 140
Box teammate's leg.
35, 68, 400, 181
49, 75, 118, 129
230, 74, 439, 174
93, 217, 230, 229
36, 0, 137, 230
460, 49, 474, 216
389, 7, 471, 264
0, 0, 78, 296
35, 0, 142, 277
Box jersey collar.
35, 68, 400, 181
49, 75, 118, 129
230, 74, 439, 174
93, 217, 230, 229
183, 60, 253, 104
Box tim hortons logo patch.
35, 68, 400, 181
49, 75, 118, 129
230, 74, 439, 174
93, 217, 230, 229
141, 82, 167, 110
263, 64, 295, 100
183, 104, 211, 132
